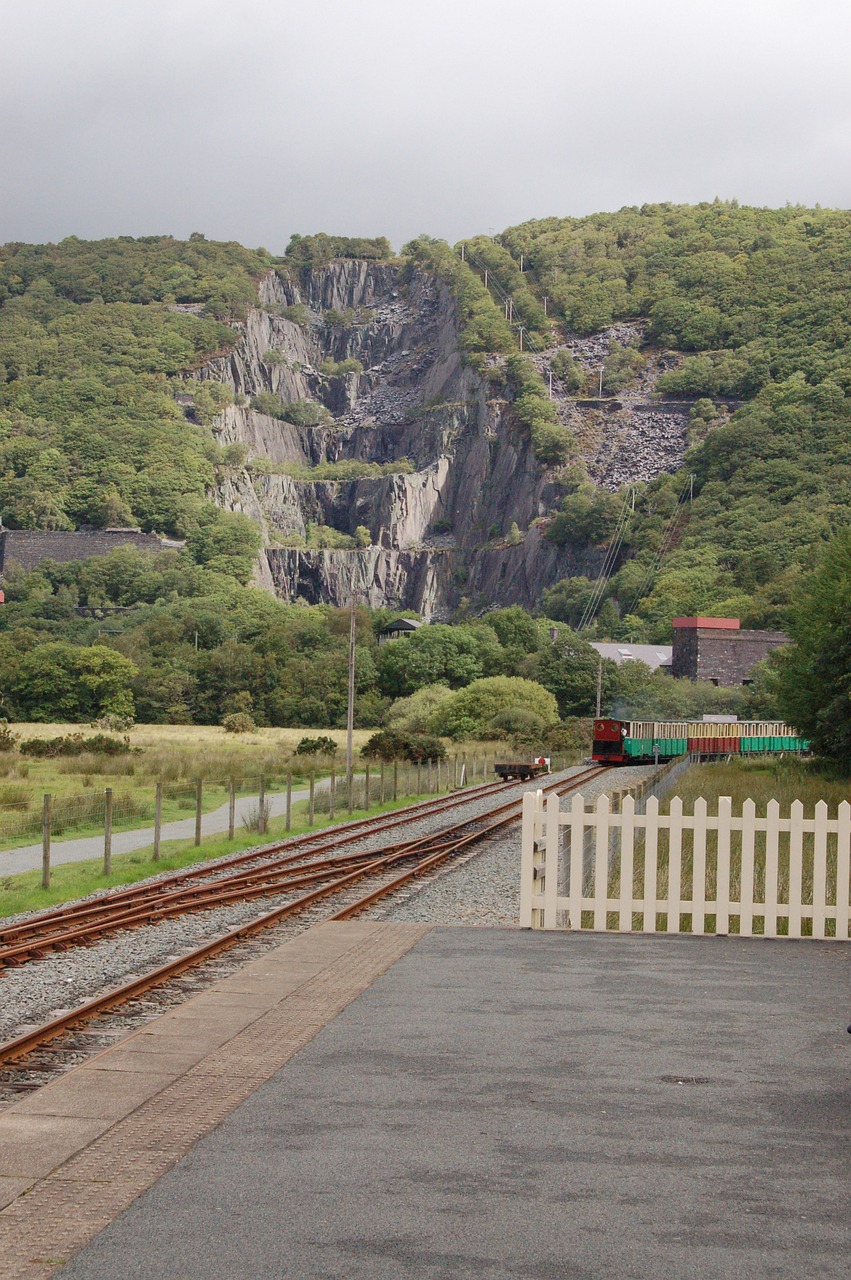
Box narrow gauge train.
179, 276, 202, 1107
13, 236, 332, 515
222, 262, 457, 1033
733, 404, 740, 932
592, 719, 810, 765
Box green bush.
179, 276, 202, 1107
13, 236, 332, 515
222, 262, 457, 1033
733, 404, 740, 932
295, 735, 337, 755
431, 677, 559, 740
281, 304, 310, 326
19, 733, 133, 757
550, 350, 584, 391
362, 729, 447, 762
222, 712, 255, 733
320, 357, 363, 377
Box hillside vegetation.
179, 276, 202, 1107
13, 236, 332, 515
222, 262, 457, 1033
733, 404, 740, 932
0, 214, 849, 741
0, 235, 270, 536
451, 204, 851, 637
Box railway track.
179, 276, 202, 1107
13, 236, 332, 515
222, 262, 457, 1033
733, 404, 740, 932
0, 775, 518, 965
0, 765, 608, 1077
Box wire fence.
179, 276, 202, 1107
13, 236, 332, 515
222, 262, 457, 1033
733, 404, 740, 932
0, 752, 573, 889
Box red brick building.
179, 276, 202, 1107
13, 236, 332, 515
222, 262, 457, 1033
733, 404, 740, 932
671, 617, 789, 686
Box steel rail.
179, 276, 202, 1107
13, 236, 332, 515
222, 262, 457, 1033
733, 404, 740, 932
0, 767, 608, 1066
0, 768, 603, 965
0, 781, 527, 964
0, 777, 512, 946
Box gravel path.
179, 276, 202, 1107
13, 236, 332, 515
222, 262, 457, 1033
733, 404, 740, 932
0, 767, 653, 1042
367, 765, 655, 926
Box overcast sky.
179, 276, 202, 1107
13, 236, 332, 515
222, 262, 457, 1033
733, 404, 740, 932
2, 0, 850, 252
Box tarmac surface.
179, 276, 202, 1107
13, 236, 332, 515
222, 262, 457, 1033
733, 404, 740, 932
47, 926, 851, 1280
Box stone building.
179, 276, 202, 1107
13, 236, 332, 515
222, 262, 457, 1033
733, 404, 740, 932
671, 617, 789, 685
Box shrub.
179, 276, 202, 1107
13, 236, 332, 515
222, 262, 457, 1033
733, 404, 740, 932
385, 684, 454, 734
19, 733, 134, 757
531, 420, 572, 465
92, 714, 135, 732
488, 707, 546, 741
362, 729, 447, 762
281, 399, 332, 428
281, 304, 310, 326
222, 712, 256, 734
0, 720, 19, 753
295, 735, 337, 755
320, 357, 363, 377
550, 350, 584, 391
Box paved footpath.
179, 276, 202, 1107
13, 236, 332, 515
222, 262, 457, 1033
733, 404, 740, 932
0, 776, 350, 877
2, 924, 850, 1279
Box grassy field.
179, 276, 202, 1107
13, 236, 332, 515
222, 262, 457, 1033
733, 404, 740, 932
0, 724, 380, 849
0, 788, 439, 919
603, 757, 851, 937
661, 756, 850, 816
0, 724, 549, 850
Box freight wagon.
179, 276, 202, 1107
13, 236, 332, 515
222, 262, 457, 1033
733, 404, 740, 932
592, 719, 810, 765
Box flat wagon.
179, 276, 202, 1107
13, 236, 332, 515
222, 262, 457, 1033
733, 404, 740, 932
494, 759, 550, 782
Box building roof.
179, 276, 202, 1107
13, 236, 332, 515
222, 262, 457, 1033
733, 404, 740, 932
672, 617, 740, 630
590, 642, 672, 671
378, 617, 424, 635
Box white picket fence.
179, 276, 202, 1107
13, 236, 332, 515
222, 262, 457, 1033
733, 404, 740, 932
520, 791, 851, 939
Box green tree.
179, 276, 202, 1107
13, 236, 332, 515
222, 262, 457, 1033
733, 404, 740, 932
772, 528, 851, 765
430, 676, 559, 740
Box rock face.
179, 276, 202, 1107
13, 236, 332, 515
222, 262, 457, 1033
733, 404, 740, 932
202, 262, 686, 617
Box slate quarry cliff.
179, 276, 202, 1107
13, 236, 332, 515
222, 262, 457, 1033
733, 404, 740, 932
200, 260, 687, 618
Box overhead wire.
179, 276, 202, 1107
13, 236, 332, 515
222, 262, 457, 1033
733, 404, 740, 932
622, 474, 694, 618
576, 490, 635, 631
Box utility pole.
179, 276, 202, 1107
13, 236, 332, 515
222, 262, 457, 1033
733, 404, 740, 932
599, 367, 604, 397
460, 243, 465, 261
519, 254, 524, 271
346, 590, 356, 794
595, 657, 603, 719
548, 370, 554, 399
518, 326, 525, 352
483, 268, 488, 288
543, 295, 549, 315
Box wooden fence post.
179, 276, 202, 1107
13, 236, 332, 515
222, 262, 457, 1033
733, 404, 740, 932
309, 771, 315, 827
227, 779, 235, 842
329, 768, 336, 821
194, 779, 202, 847
365, 763, 371, 811
41, 794, 52, 889
104, 787, 113, 876
286, 770, 292, 832
347, 767, 354, 815
417, 761, 422, 795
154, 781, 163, 860
453, 755, 458, 788
393, 759, 398, 802
380, 761, 385, 805
258, 776, 266, 836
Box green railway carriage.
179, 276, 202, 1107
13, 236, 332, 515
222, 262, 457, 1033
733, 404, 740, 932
592, 719, 810, 764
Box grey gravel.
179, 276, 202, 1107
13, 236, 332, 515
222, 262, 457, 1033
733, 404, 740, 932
368, 765, 655, 926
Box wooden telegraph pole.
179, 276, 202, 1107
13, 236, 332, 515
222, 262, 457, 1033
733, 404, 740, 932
346, 590, 356, 810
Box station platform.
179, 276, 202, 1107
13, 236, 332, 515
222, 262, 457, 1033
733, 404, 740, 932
1, 921, 849, 1279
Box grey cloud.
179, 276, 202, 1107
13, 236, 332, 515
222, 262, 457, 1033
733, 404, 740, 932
1, 0, 850, 250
